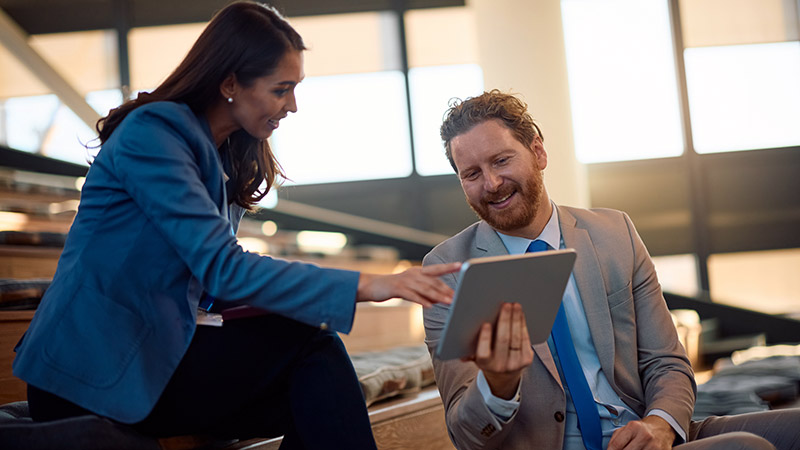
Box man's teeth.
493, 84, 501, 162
490, 192, 512, 204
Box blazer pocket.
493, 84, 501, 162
44, 284, 151, 388
607, 282, 633, 310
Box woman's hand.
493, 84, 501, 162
356, 262, 461, 308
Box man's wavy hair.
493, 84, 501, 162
440, 90, 543, 173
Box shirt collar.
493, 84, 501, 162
496, 202, 561, 255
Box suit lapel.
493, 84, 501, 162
474, 221, 507, 257
558, 206, 617, 381
535, 341, 562, 387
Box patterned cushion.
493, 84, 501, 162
351, 344, 435, 406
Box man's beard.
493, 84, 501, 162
467, 168, 544, 234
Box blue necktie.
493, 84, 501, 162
527, 240, 603, 450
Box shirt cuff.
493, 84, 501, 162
476, 370, 521, 421
647, 409, 687, 444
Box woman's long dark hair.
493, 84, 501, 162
96, 1, 305, 208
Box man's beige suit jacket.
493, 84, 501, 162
422, 205, 696, 450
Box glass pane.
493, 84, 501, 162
290, 12, 400, 77
709, 248, 800, 316
405, 6, 483, 177
0, 30, 117, 98
409, 64, 484, 176
129, 23, 205, 91
270, 71, 412, 185
4, 95, 59, 152
29, 30, 119, 94
679, 0, 799, 48
651, 253, 699, 298
0, 43, 49, 98
561, 0, 684, 163
404, 7, 479, 67
42, 89, 123, 165
4, 90, 121, 164
685, 41, 800, 154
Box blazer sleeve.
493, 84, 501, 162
111, 106, 359, 333
423, 251, 520, 450
623, 212, 697, 434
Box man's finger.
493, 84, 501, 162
475, 322, 493, 361
493, 303, 513, 361
508, 303, 524, 367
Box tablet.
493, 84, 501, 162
435, 249, 577, 360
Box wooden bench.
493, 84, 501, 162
227, 386, 454, 450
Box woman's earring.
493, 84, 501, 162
227, 97, 233, 103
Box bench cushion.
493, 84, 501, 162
351, 345, 435, 406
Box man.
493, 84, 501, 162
423, 90, 799, 450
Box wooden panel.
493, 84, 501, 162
0, 310, 34, 404
0, 246, 60, 279
372, 405, 455, 450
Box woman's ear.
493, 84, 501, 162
219, 73, 238, 101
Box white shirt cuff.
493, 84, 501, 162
647, 409, 687, 443
476, 370, 521, 421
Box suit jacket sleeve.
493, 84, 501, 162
621, 212, 696, 433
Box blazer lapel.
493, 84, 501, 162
558, 206, 617, 381
535, 341, 562, 387
474, 221, 507, 257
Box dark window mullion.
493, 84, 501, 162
667, 0, 712, 299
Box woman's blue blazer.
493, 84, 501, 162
13, 102, 360, 423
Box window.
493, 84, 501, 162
1, 7, 483, 182
679, 0, 800, 154
408, 64, 483, 175
685, 42, 800, 154
3, 95, 59, 152
405, 7, 484, 176
562, 0, 800, 161
709, 249, 800, 316
270, 12, 413, 185
0, 30, 118, 162
651, 254, 700, 298
561, 0, 683, 163
271, 71, 413, 184
129, 23, 205, 92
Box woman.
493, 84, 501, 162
12, 2, 458, 448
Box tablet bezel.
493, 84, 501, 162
435, 249, 577, 360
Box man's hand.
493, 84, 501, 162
467, 303, 534, 399
607, 415, 676, 450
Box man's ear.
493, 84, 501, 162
219, 73, 238, 100
531, 135, 548, 170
